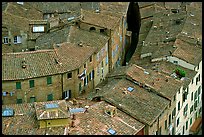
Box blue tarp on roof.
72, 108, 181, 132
127, 87, 134, 92
45, 103, 59, 109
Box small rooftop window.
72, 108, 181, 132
2, 108, 14, 117
90, 27, 96, 31
45, 103, 59, 109
127, 87, 134, 92
17, 2, 24, 5
69, 108, 86, 114
107, 128, 116, 135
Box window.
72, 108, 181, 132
168, 114, 171, 125
79, 83, 82, 93
172, 108, 176, 119
197, 63, 199, 70
173, 95, 176, 101
183, 104, 188, 116
100, 29, 105, 33
16, 82, 21, 89
182, 126, 184, 135
165, 120, 167, 129
192, 79, 193, 84
196, 77, 198, 85
84, 63, 86, 68
33, 25, 45, 32
177, 117, 180, 127
194, 90, 198, 101
67, 72, 72, 79
77, 69, 79, 74
92, 70, 94, 79
84, 75, 88, 86
3, 37, 9, 44
63, 90, 71, 99
173, 60, 178, 64
106, 55, 108, 65
2, 91, 7, 96
47, 76, 52, 85
191, 92, 193, 101
47, 94, 53, 101
178, 101, 180, 111
90, 56, 92, 62
17, 99, 22, 104
190, 105, 194, 114
198, 74, 200, 82
10, 92, 14, 96
186, 121, 188, 130
29, 80, 34, 88
14, 36, 22, 44
90, 27, 96, 31
198, 86, 201, 95
183, 92, 187, 102
30, 97, 36, 103
190, 118, 193, 125
194, 100, 198, 110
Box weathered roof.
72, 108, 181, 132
141, 9, 187, 59
2, 50, 60, 81
134, 58, 197, 90
80, 9, 121, 30
67, 99, 145, 135
126, 64, 183, 100
3, 2, 43, 20
99, 2, 129, 16
2, 12, 30, 35
68, 26, 109, 52
89, 78, 169, 126
36, 26, 71, 50
172, 38, 202, 66
28, 2, 81, 14
53, 42, 97, 73
34, 100, 70, 120
2, 102, 68, 135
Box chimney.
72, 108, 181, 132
73, 99, 77, 105
104, 105, 117, 117
22, 58, 27, 68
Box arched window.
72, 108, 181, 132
90, 27, 96, 31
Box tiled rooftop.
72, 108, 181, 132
2, 98, 145, 135
2, 50, 60, 81
141, 9, 187, 59
2, 12, 30, 35
66, 99, 145, 135
2, 42, 97, 81
2, 101, 66, 135
134, 58, 197, 89
89, 78, 170, 126
4, 2, 43, 20
126, 64, 183, 100
80, 9, 121, 30
36, 26, 71, 50
34, 100, 70, 120
172, 39, 202, 66
53, 42, 97, 73
68, 26, 109, 52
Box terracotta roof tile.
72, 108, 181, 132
126, 64, 183, 100
66, 99, 145, 135
89, 78, 169, 126
4, 2, 43, 20
2, 50, 60, 81
54, 42, 97, 73
68, 26, 109, 52
81, 9, 121, 30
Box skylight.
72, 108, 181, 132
2, 108, 14, 117
107, 128, 116, 135
45, 103, 59, 109
69, 108, 86, 114
127, 87, 134, 92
